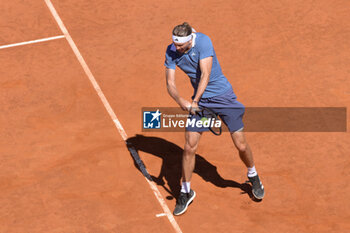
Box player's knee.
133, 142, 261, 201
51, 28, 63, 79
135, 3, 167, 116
236, 142, 248, 153
184, 143, 197, 155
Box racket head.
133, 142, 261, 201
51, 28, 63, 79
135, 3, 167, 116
198, 107, 222, 136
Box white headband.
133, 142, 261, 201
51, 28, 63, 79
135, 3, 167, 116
172, 34, 193, 43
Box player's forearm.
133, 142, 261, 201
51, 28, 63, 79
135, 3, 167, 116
193, 73, 210, 102
167, 83, 183, 104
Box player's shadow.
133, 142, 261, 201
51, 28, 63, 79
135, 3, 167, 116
126, 134, 257, 201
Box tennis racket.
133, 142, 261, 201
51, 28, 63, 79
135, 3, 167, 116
195, 107, 222, 136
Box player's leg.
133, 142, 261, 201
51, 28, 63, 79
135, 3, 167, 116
173, 131, 201, 216
230, 130, 254, 168
182, 131, 202, 182
231, 131, 265, 199
210, 90, 265, 200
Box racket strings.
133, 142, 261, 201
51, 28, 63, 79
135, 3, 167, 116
199, 108, 222, 135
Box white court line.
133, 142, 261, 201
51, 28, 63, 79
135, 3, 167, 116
156, 213, 167, 218
44, 1, 183, 233
0, 35, 65, 50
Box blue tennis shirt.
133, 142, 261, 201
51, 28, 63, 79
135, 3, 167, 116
164, 32, 234, 98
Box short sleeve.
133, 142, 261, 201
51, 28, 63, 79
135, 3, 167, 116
197, 35, 214, 60
164, 45, 176, 70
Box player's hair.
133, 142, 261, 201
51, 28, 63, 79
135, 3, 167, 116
172, 22, 193, 36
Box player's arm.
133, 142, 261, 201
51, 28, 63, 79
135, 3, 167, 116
193, 56, 213, 103
165, 68, 191, 110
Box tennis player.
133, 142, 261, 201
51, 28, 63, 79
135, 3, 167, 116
165, 22, 265, 216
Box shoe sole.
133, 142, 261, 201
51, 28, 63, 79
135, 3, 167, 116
173, 191, 196, 216
253, 191, 265, 200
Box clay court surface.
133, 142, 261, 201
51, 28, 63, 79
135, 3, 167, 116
1, 0, 350, 232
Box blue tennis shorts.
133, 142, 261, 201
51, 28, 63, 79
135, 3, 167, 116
186, 88, 245, 133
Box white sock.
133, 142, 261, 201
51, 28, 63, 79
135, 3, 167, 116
247, 166, 258, 177
181, 182, 191, 193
